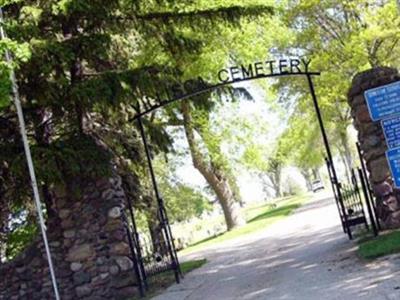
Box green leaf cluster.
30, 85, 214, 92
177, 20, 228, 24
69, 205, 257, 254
0, 0, 280, 257
273, 0, 400, 173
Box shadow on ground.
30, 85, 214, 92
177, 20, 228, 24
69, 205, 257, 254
153, 195, 400, 300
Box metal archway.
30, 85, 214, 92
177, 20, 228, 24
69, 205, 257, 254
125, 61, 364, 296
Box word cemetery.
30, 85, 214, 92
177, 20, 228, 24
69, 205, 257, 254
133, 58, 313, 119
218, 58, 312, 82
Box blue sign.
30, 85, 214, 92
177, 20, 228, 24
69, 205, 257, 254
386, 147, 400, 188
382, 116, 400, 149
365, 81, 400, 121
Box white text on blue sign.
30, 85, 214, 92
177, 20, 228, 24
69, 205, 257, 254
386, 147, 400, 188
365, 81, 400, 121
382, 116, 400, 149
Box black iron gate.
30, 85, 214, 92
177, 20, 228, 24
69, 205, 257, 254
325, 143, 380, 240
123, 192, 182, 297
121, 115, 182, 298
125, 196, 182, 297
122, 62, 367, 295
356, 142, 381, 231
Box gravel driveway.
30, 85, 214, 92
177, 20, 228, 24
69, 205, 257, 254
152, 192, 400, 300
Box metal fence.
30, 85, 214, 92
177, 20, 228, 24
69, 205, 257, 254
325, 144, 380, 240
124, 196, 181, 297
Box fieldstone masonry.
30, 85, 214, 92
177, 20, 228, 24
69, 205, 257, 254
348, 67, 400, 228
0, 174, 138, 299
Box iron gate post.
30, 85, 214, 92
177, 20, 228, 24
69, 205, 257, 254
306, 74, 352, 239
136, 115, 182, 283
325, 158, 346, 233
126, 196, 148, 290
356, 142, 381, 230
123, 213, 146, 297
351, 168, 369, 231
357, 168, 378, 236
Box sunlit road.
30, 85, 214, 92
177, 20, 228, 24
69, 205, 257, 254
152, 191, 400, 300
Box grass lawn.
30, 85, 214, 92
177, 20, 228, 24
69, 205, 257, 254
180, 194, 310, 255
358, 230, 400, 259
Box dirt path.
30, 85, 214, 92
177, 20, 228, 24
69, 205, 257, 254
152, 192, 400, 300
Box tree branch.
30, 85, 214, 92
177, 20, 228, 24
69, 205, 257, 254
136, 5, 274, 23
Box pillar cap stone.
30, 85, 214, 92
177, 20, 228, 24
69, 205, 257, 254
348, 67, 399, 98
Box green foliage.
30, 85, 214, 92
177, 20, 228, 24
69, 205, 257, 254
278, 112, 324, 170
272, 0, 400, 173
154, 156, 212, 223
3, 204, 38, 260
242, 142, 286, 173
0, 1, 143, 228
3, 134, 112, 202
5, 222, 37, 260
241, 144, 268, 171
141, 0, 281, 215
241, 132, 287, 197
0, 67, 11, 109
0, 1, 22, 6
164, 184, 212, 223
282, 176, 305, 197
1, 0, 393, 268
0, 36, 31, 110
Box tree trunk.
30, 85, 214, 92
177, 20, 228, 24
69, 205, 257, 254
270, 176, 281, 198
312, 168, 321, 180
226, 172, 244, 207
181, 101, 246, 230
197, 127, 243, 207
300, 169, 313, 191
259, 173, 273, 200
147, 217, 168, 257
269, 165, 282, 198
340, 152, 352, 183
273, 172, 282, 198
33, 108, 60, 229
339, 129, 354, 177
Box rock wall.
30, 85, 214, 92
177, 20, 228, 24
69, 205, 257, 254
0, 174, 138, 299
348, 67, 400, 228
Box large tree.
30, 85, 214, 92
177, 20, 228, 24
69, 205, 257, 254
181, 99, 247, 229
0, 0, 278, 257
273, 0, 400, 182
130, 2, 281, 230
278, 106, 326, 184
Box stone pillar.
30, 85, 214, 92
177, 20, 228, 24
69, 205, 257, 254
348, 67, 400, 228
0, 174, 138, 300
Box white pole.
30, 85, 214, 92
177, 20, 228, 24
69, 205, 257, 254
0, 8, 60, 300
